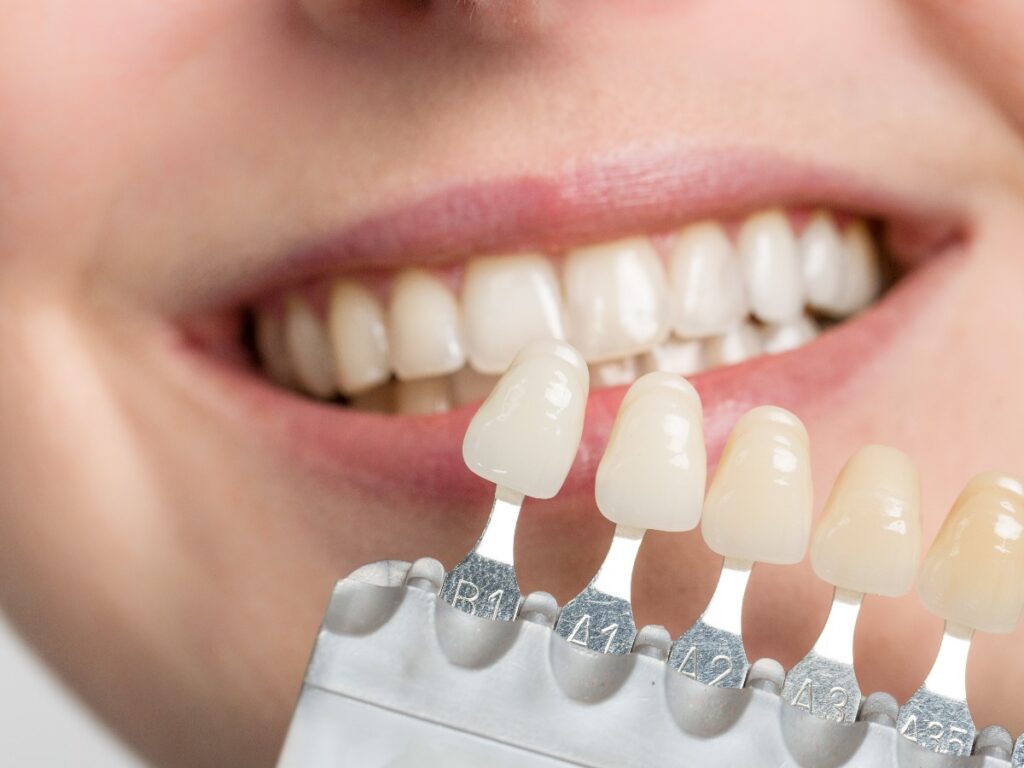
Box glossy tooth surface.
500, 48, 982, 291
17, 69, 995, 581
462, 340, 589, 499
762, 315, 818, 355
564, 237, 670, 362
640, 338, 706, 376
255, 310, 295, 387
704, 322, 763, 367
810, 445, 921, 597
396, 377, 452, 415
835, 221, 883, 316
596, 373, 705, 532
917, 472, 1024, 634
327, 280, 391, 395
800, 211, 845, 312
669, 222, 748, 338
284, 294, 337, 399
591, 357, 639, 388
462, 254, 565, 374
701, 406, 812, 564
738, 209, 804, 323
388, 269, 465, 380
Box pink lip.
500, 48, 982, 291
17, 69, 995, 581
220, 143, 959, 309
179, 145, 965, 512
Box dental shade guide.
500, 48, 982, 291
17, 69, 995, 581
276, 347, 1024, 767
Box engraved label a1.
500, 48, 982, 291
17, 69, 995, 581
567, 615, 592, 647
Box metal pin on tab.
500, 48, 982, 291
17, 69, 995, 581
782, 589, 863, 722
896, 622, 975, 756
669, 558, 752, 687
441, 486, 525, 621
555, 525, 644, 654
441, 340, 589, 621
556, 373, 707, 654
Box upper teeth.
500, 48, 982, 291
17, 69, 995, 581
256, 208, 884, 410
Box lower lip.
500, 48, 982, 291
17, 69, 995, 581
187, 249, 956, 509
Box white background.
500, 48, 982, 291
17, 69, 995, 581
0, 612, 146, 767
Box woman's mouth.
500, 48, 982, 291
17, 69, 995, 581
251, 206, 887, 415
182, 148, 964, 505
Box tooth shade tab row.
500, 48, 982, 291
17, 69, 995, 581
253, 210, 884, 405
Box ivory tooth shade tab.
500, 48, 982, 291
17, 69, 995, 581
441, 340, 590, 622
897, 472, 1024, 756
782, 445, 921, 723
669, 406, 812, 688
554, 373, 706, 654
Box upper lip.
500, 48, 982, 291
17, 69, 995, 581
222, 142, 962, 310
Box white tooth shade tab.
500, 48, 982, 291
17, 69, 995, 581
595, 373, 706, 532
737, 209, 804, 323
563, 237, 670, 362
669, 222, 748, 338
701, 406, 813, 564
799, 211, 846, 313
462, 340, 589, 499
917, 472, 1024, 635
810, 445, 921, 597
284, 294, 337, 399
327, 280, 391, 395
388, 269, 465, 380
461, 254, 566, 375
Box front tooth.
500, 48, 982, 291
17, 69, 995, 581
462, 339, 589, 499
640, 338, 705, 376
563, 237, 670, 362
762, 315, 818, 355
395, 377, 452, 415
800, 211, 846, 312
834, 221, 883, 316
462, 254, 565, 374
255, 309, 295, 387
737, 209, 804, 323
327, 280, 391, 395
596, 373, 706, 532
917, 472, 1024, 634
284, 294, 337, 399
669, 222, 748, 338
701, 406, 813, 564
388, 269, 465, 380
810, 445, 921, 597
704, 322, 763, 367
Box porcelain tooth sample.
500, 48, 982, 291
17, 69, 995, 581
897, 472, 1024, 756
440, 340, 589, 621
670, 406, 812, 687
782, 445, 921, 723
554, 373, 706, 654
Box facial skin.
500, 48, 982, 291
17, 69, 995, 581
2, 2, 1024, 766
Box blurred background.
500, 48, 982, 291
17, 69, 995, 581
0, 612, 143, 767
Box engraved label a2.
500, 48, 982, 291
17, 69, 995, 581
675, 645, 734, 687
